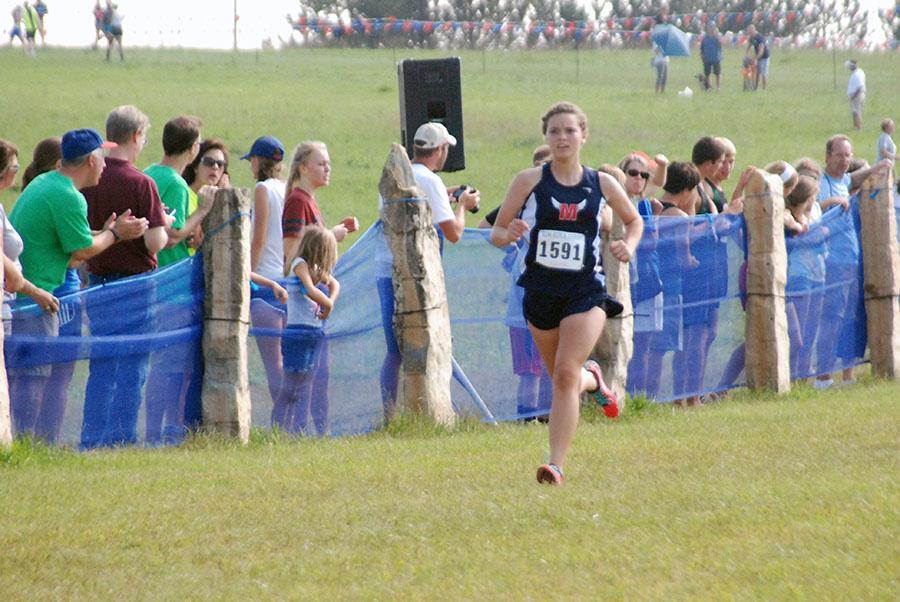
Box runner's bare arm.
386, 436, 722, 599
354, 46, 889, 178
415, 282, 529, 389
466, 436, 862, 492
490, 167, 542, 248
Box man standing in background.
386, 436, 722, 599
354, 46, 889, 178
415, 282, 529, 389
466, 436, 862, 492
34, 0, 47, 46
846, 59, 866, 131
746, 24, 770, 90
21, 1, 38, 56
700, 23, 722, 91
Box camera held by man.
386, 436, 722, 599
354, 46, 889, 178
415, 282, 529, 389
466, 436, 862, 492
451, 184, 480, 214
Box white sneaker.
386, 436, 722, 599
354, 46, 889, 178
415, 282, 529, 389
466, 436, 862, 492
840, 378, 857, 387
813, 378, 834, 390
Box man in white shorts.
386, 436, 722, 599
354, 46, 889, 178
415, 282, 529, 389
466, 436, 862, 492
846, 60, 866, 131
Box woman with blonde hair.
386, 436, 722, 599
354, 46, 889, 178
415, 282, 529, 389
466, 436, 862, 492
282, 141, 358, 261
278, 141, 357, 435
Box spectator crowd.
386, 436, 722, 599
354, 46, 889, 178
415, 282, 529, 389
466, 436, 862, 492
0, 100, 895, 449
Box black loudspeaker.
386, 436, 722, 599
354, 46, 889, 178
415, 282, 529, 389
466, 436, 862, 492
398, 57, 465, 173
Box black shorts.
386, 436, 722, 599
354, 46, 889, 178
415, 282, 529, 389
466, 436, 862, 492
523, 286, 623, 331
703, 61, 721, 77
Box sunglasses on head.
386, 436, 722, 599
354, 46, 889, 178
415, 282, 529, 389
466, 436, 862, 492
626, 168, 650, 180
200, 156, 227, 169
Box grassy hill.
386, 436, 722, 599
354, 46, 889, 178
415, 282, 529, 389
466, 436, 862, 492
3, 46, 897, 242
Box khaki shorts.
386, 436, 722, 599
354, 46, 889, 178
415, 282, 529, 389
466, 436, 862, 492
849, 91, 865, 115
11, 309, 60, 377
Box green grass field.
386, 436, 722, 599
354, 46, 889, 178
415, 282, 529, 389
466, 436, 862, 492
2, 382, 898, 599
3, 46, 898, 235
1, 46, 899, 599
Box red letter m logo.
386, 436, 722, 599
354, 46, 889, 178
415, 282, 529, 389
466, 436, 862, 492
558, 204, 579, 221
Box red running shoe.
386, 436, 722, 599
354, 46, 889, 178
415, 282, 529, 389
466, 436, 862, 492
585, 360, 619, 418
536, 463, 564, 485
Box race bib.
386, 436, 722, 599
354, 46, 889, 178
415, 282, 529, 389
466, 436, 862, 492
535, 229, 585, 271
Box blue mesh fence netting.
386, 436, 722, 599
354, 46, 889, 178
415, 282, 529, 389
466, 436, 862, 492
6, 257, 203, 448
5, 197, 876, 447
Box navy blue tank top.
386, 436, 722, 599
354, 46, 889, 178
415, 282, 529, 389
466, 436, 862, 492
517, 163, 607, 295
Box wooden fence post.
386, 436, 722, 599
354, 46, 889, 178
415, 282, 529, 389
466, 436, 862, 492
379, 144, 455, 425
858, 168, 900, 378
201, 187, 253, 442
594, 213, 633, 404
743, 168, 791, 393
0, 234, 10, 449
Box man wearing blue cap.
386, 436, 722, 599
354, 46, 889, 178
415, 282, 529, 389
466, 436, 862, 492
8, 127, 148, 437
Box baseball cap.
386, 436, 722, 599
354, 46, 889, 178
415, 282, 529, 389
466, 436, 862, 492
60, 128, 117, 162
629, 150, 657, 170
413, 122, 457, 149
241, 135, 285, 161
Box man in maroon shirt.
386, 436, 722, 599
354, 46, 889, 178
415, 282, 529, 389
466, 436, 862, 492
80, 104, 173, 448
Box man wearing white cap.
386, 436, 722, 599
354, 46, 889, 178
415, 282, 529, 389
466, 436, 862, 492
375, 121, 479, 419
409, 122, 479, 241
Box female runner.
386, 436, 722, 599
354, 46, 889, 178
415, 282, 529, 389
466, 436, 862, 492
490, 102, 643, 485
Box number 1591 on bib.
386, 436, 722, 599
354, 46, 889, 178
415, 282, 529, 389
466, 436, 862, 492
535, 229, 585, 271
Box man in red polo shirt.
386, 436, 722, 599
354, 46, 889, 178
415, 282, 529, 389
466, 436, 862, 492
80, 104, 173, 449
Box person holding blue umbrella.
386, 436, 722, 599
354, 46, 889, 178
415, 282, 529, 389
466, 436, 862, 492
651, 23, 690, 58
650, 24, 690, 94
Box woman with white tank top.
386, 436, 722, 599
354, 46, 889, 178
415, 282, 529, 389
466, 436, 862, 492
243, 135, 287, 405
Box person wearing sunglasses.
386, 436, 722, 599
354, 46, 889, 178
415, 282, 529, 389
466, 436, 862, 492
618, 152, 667, 203
180, 139, 287, 439
182, 138, 232, 253
616, 152, 667, 399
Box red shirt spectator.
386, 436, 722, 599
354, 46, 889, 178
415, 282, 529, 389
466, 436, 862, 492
282, 186, 323, 239
83, 157, 168, 276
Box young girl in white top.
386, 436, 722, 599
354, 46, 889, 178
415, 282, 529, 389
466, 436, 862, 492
272, 226, 340, 435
